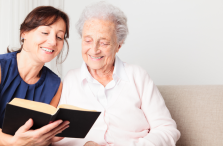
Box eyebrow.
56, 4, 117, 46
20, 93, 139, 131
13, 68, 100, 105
84, 35, 108, 40
45, 26, 65, 33
59, 30, 65, 33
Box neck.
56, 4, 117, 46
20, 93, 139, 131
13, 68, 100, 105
17, 50, 44, 84
88, 64, 114, 87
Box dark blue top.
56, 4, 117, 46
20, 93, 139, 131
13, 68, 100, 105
0, 51, 61, 128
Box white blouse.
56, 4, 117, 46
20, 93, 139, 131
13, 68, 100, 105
81, 55, 129, 109
53, 56, 180, 146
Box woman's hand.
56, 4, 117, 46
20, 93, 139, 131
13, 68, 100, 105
84, 141, 100, 146
8, 118, 69, 146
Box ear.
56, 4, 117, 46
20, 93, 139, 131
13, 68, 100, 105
116, 42, 123, 53
21, 32, 27, 40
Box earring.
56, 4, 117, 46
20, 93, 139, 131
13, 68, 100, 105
21, 38, 24, 44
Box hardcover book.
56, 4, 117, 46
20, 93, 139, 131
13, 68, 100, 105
2, 98, 101, 138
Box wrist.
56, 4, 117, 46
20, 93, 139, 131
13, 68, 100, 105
2, 136, 15, 146
7, 138, 15, 146
0, 130, 14, 146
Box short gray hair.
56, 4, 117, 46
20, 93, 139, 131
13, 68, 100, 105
76, 1, 129, 44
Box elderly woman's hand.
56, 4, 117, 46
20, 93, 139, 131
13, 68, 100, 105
84, 141, 100, 146
8, 119, 69, 146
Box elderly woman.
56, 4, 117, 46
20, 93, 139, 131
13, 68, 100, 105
54, 2, 180, 146
0, 6, 70, 145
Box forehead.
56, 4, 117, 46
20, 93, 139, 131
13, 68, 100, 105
37, 18, 66, 32
50, 18, 66, 31
83, 19, 115, 36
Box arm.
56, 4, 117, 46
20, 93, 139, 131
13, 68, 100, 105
50, 82, 63, 108
132, 73, 180, 146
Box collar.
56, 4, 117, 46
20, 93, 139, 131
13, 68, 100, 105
80, 55, 129, 85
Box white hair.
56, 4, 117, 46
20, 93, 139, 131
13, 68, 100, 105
76, 1, 129, 44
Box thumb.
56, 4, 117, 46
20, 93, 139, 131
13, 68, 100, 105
15, 118, 33, 134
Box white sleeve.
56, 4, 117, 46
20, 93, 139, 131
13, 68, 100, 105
131, 72, 180, 146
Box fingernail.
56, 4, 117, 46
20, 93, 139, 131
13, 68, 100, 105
58, 120, 63, 124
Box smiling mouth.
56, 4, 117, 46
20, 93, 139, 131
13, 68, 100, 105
41, 47, 54, 53
89, 55, 104, 59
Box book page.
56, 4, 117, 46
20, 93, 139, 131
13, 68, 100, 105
58, 104, 96, 112
10, 98, 57, 115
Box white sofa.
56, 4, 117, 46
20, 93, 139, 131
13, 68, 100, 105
157, 85, 223, 146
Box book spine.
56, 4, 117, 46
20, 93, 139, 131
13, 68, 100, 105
49, 109, 60, 122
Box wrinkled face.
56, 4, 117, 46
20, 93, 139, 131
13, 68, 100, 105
82, 19, 121, 70
22, 18, 66, 63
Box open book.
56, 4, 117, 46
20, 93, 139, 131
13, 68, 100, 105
2, 98, 101, 138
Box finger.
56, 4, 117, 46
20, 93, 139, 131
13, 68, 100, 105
50, 136, 64, 143
40, 140, 52, 146
15, 118, 33, 134
84, 141, 97, 146
36, 120, 63, 135
29, 123, 66, 146
42, 121, 69, 141
44, 125, 68, 143
45, 123, 69, 141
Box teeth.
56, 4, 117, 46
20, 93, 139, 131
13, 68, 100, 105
90, 55, 103, 59
41, 47, 53, 52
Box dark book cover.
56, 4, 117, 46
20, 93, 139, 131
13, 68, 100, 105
2, 104, 101, 138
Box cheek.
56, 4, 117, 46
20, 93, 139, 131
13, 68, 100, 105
58, 42, 64, 51
105, 47, 116, 57
30, 37, 46, 49
82, 45, 89, 54
34, 35, 46, 44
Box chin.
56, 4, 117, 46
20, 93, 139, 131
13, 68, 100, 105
40, 57, 55, 63
87, 63, 104, 70
38, 51, 58, 63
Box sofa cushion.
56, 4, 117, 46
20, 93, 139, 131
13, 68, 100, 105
157, 85, 223, 146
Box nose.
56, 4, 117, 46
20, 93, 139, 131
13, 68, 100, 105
48, 34, 56, 46
92, 42, 100, 54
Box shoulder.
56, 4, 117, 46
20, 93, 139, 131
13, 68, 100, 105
63, 68, 81, 81
0, 52, 16, 60
44, 66, 60, 78
123, 63, 155, 99
62, 69, 81, 93
0, 52, 17, 67
124, 63, 150, 80
62, 68, 81, 90
0, 52, 17, 84
43, 66, 61, 85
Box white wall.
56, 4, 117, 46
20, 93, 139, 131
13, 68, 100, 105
62, 0, 223, 85
1, 0, 222, 85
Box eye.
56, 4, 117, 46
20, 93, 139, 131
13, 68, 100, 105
85, 40, 91, 43
101, 42, 109, 46
42, 32, 48, 35
57, 36, 63, 40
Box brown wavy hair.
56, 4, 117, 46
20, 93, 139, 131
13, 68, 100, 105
7, 6, 70, 64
